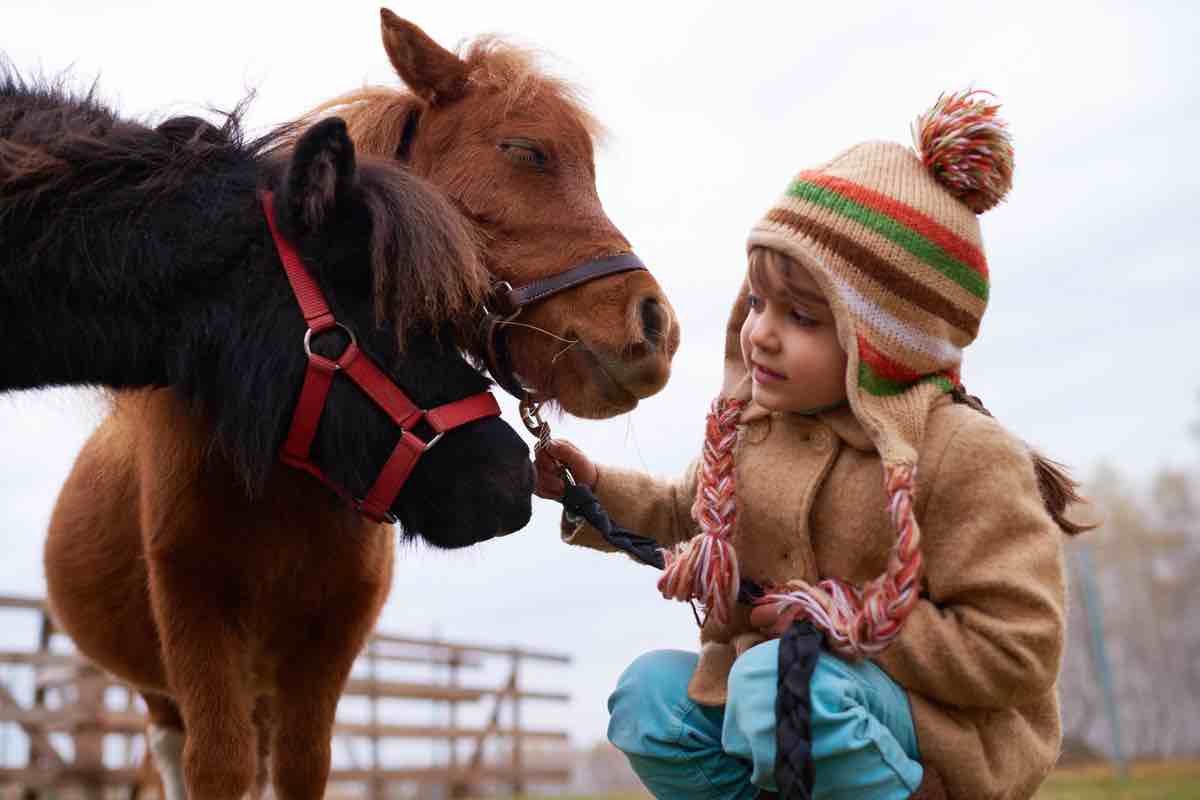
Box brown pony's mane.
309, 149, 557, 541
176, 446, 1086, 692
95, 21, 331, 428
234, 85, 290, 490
294, 35, 606, 158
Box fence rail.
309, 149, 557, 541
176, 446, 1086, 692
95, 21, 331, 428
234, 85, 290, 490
0, 594, 571, 798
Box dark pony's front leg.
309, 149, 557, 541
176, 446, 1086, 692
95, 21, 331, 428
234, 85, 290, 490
268, 610, 373, 800
144, 549, 257, 800
142, 693, 187, 800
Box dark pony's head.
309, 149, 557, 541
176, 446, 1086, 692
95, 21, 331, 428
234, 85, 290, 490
196, 117, 533, 546
0, 63, 532, 545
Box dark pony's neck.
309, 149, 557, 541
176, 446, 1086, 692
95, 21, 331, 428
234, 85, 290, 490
0, 67, 278, 392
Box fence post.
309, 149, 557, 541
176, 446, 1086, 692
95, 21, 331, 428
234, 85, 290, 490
21, 608, 54, 800
1076, 541, 1127, 776
447, 648, 459, 780
511, 649, 523, 797
369, 637, 384, 800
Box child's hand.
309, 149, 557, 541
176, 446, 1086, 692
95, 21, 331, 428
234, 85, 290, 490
534, 439, 598, 499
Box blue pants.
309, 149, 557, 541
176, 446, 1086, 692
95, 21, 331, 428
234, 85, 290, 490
607, 642, 923, 800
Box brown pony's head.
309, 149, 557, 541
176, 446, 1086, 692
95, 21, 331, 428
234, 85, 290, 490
298, 11, 680, 419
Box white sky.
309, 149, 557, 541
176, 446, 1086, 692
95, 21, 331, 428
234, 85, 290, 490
3, 0, 1198, 751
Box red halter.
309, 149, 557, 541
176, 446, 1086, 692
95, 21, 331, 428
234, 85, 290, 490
261, 192, 501, 523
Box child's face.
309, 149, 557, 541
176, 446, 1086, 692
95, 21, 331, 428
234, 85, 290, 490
740, 249, 847, 414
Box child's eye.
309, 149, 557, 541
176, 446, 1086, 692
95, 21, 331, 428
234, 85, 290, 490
790, 309, 818, 326
746, 294, 762, 311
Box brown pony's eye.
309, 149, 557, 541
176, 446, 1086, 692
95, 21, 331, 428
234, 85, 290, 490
498, 138, 548, 170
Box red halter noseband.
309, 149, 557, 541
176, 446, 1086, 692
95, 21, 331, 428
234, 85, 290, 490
261, 192, 501, 523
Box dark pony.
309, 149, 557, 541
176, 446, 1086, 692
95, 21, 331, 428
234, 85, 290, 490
1, 64, 532, 529
19, 65, 533, 800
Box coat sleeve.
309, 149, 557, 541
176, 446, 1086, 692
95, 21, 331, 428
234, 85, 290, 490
560, 460, 700, 553
872, 414, 1067, 710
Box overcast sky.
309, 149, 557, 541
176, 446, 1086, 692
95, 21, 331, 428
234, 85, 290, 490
3, 0, 1198, 753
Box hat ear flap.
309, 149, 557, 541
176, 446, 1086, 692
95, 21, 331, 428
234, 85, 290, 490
720, 278, 752, 401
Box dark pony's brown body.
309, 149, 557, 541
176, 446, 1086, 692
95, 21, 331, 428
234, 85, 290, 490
47, 391, 395, 799
46, 11, 678, 800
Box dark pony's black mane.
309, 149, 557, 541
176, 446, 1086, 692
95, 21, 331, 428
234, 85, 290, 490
0, 63, 494, 496
0, 65, 486, 350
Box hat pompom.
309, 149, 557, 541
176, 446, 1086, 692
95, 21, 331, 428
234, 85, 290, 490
913, 89, 1013, 214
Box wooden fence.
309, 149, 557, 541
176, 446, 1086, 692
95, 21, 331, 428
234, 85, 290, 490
0, 595, 571, 798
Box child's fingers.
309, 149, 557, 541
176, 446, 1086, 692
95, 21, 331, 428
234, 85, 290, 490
749, 599, 803, 636
538, 439, 597, 488
533, 453, 566, 499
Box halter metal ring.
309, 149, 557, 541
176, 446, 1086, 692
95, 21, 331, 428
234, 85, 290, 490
304, 322, 358, 362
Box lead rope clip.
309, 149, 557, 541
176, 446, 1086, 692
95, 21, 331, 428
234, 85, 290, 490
520, 398, 585, 534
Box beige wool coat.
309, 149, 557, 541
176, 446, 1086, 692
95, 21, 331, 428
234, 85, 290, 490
562, 397, 1068, 800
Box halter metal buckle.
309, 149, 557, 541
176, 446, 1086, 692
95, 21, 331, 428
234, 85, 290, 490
303, 322, 358, 365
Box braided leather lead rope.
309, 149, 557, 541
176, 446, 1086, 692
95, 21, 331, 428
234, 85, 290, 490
559, 482, 819, 800
776, 620, 821, 799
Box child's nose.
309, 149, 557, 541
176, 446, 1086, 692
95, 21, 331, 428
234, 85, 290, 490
749, 316, 777, 349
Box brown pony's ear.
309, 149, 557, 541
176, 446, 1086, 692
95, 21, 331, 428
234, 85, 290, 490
380, 10, 469, 105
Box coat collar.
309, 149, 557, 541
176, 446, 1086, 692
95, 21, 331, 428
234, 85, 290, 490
739, 401, 876, 453
818, 405, 876, 452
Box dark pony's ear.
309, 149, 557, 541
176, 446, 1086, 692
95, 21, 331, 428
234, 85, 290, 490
380, 9, 469, 104
156, 116, 225, 148
283, 117, 358, 235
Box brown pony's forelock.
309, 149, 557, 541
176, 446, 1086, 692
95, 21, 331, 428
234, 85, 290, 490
458, 36, 606, 140
293, 34, 606, 160
355, 157, 487, 349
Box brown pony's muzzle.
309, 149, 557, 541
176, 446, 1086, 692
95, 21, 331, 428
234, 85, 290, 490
609, 285, 679, 394
561, 276, 679, 417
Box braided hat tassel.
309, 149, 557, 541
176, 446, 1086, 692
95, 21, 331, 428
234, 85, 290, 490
753, 464, 923, 658
658, 397, 745, 625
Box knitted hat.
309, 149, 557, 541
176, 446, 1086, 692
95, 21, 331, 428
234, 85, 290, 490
659, 90, 1014, 656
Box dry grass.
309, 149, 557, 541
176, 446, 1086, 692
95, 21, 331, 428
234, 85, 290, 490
1035, 759, 1200, 799
528, 761, 1200, 800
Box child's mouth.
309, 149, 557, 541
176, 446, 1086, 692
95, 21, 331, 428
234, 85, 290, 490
753, 363, 787, 382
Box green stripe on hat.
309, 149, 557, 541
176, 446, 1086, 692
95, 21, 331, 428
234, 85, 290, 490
858, 360, 956, 397
788, 180, 989, 302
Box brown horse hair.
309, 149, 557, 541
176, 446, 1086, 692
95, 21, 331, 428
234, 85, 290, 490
292, 35, 606, 156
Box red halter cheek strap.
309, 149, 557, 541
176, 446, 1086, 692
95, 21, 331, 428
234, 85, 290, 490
261, 192, 501, 523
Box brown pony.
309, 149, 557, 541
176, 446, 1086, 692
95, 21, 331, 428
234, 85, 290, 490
312, 10, 680, 417
46, 12, 679, 800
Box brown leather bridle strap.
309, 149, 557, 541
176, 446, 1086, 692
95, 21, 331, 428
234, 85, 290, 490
482, 253, 648, 402
261, 191, 501, 524
488, 252, 647, 315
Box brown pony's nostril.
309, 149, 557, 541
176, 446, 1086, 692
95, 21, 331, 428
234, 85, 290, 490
640, 297, 666, 350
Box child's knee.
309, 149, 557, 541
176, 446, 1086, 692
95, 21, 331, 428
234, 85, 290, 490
607, 650, 698, 754
726, 640, 778, 708
723, 641, 780, 789
609, 650, 697, 712
809, 654, 865, 716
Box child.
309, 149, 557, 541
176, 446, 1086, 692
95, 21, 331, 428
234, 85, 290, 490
535, 91, 1085, 800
